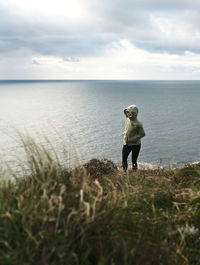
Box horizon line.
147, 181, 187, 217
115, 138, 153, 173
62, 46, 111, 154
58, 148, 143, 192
1, 79, 200, 82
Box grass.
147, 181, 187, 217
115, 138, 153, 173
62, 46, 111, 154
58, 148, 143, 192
0, 136, 200, 265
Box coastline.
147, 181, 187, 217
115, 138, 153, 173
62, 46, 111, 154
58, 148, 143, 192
117, 160, 200, 171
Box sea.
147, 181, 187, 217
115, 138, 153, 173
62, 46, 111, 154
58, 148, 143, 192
0, 80, 199, 168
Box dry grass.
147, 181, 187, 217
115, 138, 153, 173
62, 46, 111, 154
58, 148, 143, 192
0, 136, 200, 265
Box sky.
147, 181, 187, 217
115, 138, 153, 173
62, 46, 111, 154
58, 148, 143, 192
1, 0, 200, 80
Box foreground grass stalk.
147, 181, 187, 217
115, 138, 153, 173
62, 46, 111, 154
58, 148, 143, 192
0, 136, 200, 265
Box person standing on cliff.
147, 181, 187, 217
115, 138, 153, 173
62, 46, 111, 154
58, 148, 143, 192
122, 105, 145, 172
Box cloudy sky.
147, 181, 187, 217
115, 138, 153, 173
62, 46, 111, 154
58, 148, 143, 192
1, 0, 200, 80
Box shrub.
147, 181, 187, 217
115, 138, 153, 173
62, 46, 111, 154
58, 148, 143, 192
82, 158, 118, 179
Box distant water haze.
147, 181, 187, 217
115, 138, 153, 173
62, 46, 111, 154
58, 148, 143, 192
0, 80, 199, 167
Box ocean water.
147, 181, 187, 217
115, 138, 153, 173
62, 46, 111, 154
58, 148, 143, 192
0, 80, 199, 167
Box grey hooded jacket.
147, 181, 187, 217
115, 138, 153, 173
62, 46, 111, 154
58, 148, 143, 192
123, 105, 145, 146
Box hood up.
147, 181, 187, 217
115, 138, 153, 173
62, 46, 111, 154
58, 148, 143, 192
124, 105, 138, 120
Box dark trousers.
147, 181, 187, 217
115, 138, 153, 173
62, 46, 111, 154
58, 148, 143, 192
122, 144, 141, 171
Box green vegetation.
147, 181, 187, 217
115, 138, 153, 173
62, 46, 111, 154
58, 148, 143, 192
0, 137, 200, 265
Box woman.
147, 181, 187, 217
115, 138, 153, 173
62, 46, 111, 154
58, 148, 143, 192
122, 105, 145, 171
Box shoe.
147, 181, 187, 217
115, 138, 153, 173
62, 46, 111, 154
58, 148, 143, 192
132, 163, 138, 171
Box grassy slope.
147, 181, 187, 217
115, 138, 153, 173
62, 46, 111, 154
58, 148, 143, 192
0, 140, 200, 265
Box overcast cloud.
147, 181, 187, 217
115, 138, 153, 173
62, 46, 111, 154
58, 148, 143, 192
0, 0, 200, 79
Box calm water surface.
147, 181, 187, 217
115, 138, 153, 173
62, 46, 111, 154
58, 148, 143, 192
0, 80, 199, 167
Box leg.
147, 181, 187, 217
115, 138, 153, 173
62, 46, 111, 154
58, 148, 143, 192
122, 145, 132, 172
131, 144, 141, 170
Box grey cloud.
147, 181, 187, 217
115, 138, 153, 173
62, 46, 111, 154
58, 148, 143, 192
133, 39, 200, 55
1, 0, 200, 58
86, 0, 200, 54
32, 59, 40, 65
87, 0, 200, 15
0, 2, 112, 57
63, 57, 80, 62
